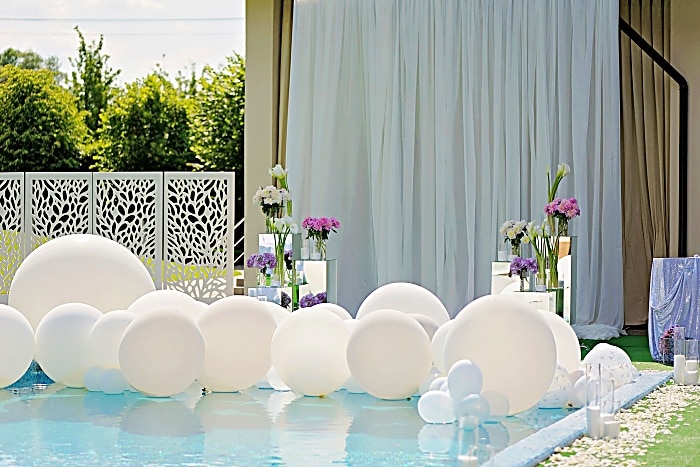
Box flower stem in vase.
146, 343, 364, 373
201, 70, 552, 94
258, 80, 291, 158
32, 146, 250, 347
519, 273, 526, 292
315, 238, 327, 260
511, 242, 521, 257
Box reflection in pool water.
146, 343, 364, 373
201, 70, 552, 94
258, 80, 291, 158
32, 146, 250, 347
0, 382, 574, 466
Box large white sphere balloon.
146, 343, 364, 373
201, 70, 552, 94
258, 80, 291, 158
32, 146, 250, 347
9, 234, 155, 330
264, 302, 291, 324
582, 343, 636, 389
127, 290, 201, 320
537, 363, 572, 409
271, 308, 350, 396
196, 296, 277, 392
35, 303, 103, 387
431, 320, 454, 374
89, 310, 137, 368
447, 360, 483, 401
409, 313, 439, 340
538, 310, 581, 373
417, 390, 456, 424
314, 303, 352, 320
119, 309, 205, 397
347, 309, 432, 400
0, 305, 34, 387
357, 282, 450, 325
444, 295, 556, 414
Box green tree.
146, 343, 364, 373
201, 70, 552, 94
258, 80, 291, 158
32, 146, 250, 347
95, 72, 195, 171
69, 27, 120, 136
0, 66, 88, 171
190, 54, 245, 219
0, 47, 65, 83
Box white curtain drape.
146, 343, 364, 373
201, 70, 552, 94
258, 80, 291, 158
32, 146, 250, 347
286, 0, 623, 334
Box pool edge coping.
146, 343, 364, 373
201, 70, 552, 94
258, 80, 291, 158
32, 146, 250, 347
490, 370, 672, 467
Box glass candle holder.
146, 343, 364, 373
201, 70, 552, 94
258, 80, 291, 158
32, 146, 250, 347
674, 338, 687, 385
685, 339, 699, 385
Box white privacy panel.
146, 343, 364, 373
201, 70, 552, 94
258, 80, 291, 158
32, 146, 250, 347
0, 172, 238, 302
0, 174, 24, 294
164, 172, 235, 301
93, 173, 164, 287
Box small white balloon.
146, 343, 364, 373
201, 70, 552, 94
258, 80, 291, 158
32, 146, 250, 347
454, 394, 491, 426
582, 343, 636, 389
447, 360, 483, 401
429, 376, 448, 392
480, 390, 510, 418
569, 369, 584, 386
419, 368, 442, 395
84, 366, 106, 392
417, 390, 456, 424
101, 368, 129, 395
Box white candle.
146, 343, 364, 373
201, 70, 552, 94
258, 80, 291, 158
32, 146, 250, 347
600, 413, 613, 425
457, 455, 479, 467
685, 370, 699, 385
586, 405, 602, 439
686, 359, 699, 372
675, 355, 687, 384
604, 420, 620, 439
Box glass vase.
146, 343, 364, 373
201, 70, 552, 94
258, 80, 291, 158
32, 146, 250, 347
315, 238, 327, 260
507, 243, 521, 261
535, 273, 547, 292
256, 270, 266, 287
548, 284, 564, 318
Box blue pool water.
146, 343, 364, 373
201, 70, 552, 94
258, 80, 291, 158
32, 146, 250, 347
0, 366, 575, 466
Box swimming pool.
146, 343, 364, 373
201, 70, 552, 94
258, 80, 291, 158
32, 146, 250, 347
0, 374, 575, 466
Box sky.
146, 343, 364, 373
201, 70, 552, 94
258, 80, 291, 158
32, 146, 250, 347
0, 0, 246, 84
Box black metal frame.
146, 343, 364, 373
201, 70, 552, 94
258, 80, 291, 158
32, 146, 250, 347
619, 18, 688, 257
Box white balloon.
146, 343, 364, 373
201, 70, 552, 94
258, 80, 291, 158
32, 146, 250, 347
454, 394, 491, 425
569, 369, 584, 386
35, 303, 103, 387
445, 295, 556, 415
429, 376, 448, 392
100, 368, 129, 395
196, 296, 277, 392
357, 282, 450, 325
430, 320, 454, 374
480, 390, 510, 418
89, 310, 137, 369
409, 313, 439, 340
537, 363, 572, 409
417, 390, 456, 424
0, 305, 34, 387
84, 366, 105, 392
447, 360, 483, 401
127, 290, 201, 320
419, 368, 442, 395
119, 309, 205, 397
264, 302, 292, 324
538, 310, 581, 373
343, 375, 366, 394
570, 375, 587, 408
267, 367, 291, 391
271, 308, 350, 396
314, 303, 352, 320
9, 234, 155, 330
347, 309, 432, 400
582, 343, 636, 389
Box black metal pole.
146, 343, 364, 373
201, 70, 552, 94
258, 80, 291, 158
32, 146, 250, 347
619, 18, 688, 257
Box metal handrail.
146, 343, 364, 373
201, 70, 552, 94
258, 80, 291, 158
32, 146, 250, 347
620, 18, 688, 257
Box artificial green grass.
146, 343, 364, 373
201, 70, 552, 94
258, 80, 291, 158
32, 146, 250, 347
580, 335, 653, 362
629, 388, 700, 466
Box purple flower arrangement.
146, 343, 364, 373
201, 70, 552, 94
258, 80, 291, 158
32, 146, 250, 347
299, 291, 328, 308
246, 252, 277, 271
658, 325, 679, 364
509, 257, 538, 278
301, 217, 340, 241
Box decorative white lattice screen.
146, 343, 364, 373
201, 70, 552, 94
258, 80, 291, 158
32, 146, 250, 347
0, 172, 236, 302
